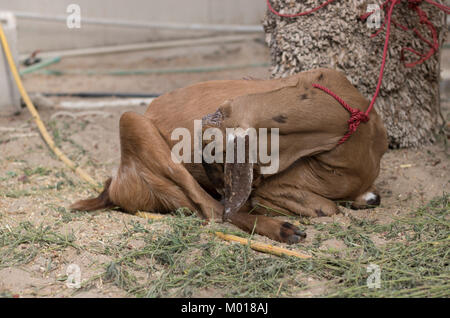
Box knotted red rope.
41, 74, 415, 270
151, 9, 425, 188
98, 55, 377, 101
312, 84, 370, 144
267, 0, 449, 143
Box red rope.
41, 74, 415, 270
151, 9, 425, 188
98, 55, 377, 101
365, 0, 442, 68
267, 0, 450, 143
312, 84, 369, 144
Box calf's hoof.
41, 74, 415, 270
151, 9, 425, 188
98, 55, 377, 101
280, 222, 307, 245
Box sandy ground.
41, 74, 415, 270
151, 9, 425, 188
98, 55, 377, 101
0, 36, 449, 297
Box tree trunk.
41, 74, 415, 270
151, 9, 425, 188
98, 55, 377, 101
263, 0, 447, 148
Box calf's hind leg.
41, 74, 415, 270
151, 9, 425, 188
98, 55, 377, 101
112, 112, 224, 220
73, 112, 223, 221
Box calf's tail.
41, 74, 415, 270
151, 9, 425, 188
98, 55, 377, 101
70, 178, 114, 211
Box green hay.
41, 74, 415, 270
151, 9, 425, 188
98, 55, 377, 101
90, 194, 449, 298
0, 193, 447, 297
0, 222, 79, 269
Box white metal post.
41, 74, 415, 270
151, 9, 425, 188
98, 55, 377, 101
0, 12, 20, 116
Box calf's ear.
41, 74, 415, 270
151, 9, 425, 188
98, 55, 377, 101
223, 134, 254, 220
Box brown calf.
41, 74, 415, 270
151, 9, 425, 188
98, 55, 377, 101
71, 68, 388, 244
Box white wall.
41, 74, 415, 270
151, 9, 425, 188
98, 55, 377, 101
0, 0, 266, 53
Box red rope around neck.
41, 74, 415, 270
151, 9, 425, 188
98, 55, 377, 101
267, 0, 450, 143
312, 84, 369, 144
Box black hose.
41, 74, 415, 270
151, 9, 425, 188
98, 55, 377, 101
40, 92, 161, 98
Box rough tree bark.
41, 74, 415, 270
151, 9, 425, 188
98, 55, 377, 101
263, 0, 447, 148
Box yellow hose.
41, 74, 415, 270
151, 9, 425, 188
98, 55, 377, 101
214, 232, 311, 259
0, 24, 99, 190
0, 24, 311, 260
